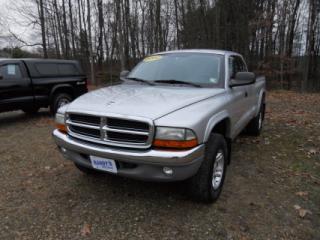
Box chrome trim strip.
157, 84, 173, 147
66, 120, 100, 130
102, 126, 150, 136
65, 111, 155, 149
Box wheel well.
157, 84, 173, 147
51, 87, 74, 100
211, 118, 230, 137
261, 92, 266, 119
211, 118, 232, 164
261, 92, 266, 104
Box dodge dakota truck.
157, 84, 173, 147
0, 59, 87, 114
53, 50, 266, 203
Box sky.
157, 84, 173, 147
0, 0, 39, 49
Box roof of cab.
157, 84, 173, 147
0, 58, 79, 63
153, 49, 241, 56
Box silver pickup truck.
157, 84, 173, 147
53, 50, 266, 203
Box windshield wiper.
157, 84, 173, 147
154, 79, 202, 88
122, 77, 155, 86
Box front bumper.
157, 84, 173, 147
52, 130, 205, 181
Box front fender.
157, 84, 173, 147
203, 110, 231, 142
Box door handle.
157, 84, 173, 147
244, 92, 248, 97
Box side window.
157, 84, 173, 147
34, 63, 79, 76
58, 64, 79, 75
235, 57, 247, 72
35, 63, 59, 75
228, 57, 236, 79
229, 56, 247, 79
0, 64, 22, 79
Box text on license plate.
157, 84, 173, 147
90, 156, 118, 173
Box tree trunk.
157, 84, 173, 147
39, 0, 48, 58
86, 0, 95, 85
62, 0, 70, 58
97, 0, 104, 67
53, 0, 65, 57
69, 0, 76, 57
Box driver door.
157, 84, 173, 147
228, 56, 251, 135
0, 60, 33, 112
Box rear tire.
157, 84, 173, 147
51, 93, 72, 115
74, 163, 99, 175
188, 133, 228, 203
246, 100, 265, 136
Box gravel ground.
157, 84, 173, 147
0, 91, 319, 240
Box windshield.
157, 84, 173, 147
127, 53, 224, 88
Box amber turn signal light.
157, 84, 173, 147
56, 123, 67, 133
153, 139, 198, 149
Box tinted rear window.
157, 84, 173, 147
35, 63, 79, 76
35, 63, 59, 75
58, 64, 78, 75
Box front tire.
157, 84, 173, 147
188, 133, 228, 203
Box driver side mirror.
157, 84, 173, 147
120, 70, 130, 78
229, 72, 256, 88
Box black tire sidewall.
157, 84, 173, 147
52, 93, 72, 114
189, 133, 228, 203
207, 134, 228, 201
256, 105, 264, 132
247, 102, 264, 136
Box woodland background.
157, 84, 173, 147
0, 0, 319, 91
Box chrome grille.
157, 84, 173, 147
66, 113, 153, 149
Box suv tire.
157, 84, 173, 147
188, 133, 228, 203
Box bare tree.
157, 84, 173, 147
38, 0, 48, 58
2, 0, 318, 91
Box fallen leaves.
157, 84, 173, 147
81, 223, 92, 237
287, 171, 320, 185
266, 91, 320, 129
295, 191, 308, 197
36, 117, 55, 127
264, 138, 270, 145
44, 166, 51, 171
293, 205, 312, 218
307, 148, 318, 156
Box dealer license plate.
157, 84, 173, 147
90, 156, 118, 173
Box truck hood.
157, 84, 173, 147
67, 84, 224, 120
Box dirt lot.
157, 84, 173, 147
0, 91, 319, 240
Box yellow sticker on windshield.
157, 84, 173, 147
143, 55, 162, 62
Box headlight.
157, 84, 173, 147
153, 127, 198, 149
55, 113, 65, 125
55, 113, 67, 133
